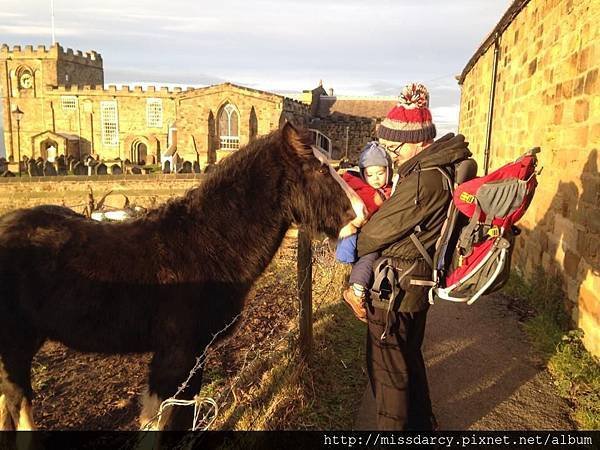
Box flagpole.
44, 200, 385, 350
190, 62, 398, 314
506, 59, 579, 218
51, 0, 56, 45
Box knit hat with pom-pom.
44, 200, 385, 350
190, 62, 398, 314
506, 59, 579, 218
377, 83, 436, 144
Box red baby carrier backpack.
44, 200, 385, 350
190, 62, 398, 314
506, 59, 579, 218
410, 147, 541, 305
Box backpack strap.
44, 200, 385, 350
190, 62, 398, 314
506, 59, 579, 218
374, 260, 419, 341
420, 166, 453, 191
458, 201, 482, 256
370, 258, 398, 309
409, 227, 434, 268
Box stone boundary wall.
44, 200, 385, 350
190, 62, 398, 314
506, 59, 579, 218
0, 174, 203, 216
458, 0, 599, 355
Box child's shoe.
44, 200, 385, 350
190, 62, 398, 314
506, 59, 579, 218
342, 287, 367, 323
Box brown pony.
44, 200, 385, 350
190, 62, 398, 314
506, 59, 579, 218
0, 124, 364, 430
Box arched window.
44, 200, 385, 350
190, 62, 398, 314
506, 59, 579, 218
249, 106, 258, 142
218, 103, 239, 150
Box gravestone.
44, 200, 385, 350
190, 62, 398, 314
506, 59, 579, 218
1, 170, 15, 177
193, 161, 201, 174
179, 161, 192, 174
56, 155, 68, 176
28, 160, 40, 177
96, 163, 108, 175
73, 161, 87, 176
163, 160, 171, 174
43, 161, 57, 176
130, 166, 142, 175
36, 160, 44, 176
110, 164, 123, 175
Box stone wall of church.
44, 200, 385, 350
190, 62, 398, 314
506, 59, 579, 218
176, 84, 310, 168
44, 84, 178, 163
458, 0, 599, 355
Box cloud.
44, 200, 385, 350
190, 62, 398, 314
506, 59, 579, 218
105, 67, 225, 86
431, 105, 459, 135
0, 24, 81, 36
1, 0, 512, 101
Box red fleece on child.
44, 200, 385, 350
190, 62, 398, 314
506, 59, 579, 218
342, 171, 392, 217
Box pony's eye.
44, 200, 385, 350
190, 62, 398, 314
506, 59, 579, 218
318, 165, 329, 175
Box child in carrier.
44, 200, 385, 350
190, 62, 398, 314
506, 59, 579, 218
336, 141, 393, 323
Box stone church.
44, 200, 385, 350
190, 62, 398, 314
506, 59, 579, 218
0, 43, 396, 171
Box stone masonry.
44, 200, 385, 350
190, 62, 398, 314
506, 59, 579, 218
1, 44, 394, 172
0, 174, 202, 217
458, 0, 599, 356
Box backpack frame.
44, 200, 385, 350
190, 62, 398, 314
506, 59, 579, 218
408, 147, 541, 305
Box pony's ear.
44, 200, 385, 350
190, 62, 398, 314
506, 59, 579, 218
282, 122, 313, 160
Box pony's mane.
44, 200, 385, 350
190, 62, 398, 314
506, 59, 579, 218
144, 129, 287, 222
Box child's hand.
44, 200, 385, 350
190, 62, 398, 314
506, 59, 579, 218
351, 217, 366, 228
338, 222, 358, 238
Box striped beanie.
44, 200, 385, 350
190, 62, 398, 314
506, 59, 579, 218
377, 83, 436, 144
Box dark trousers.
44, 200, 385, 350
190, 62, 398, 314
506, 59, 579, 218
349, 252, 379, 287
366, 305, 433, 430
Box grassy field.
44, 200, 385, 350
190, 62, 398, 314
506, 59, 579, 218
502, 270, 600, 430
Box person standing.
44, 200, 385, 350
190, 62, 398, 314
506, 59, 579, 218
357, 83, 472, 430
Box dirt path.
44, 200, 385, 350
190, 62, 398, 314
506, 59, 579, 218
354, 293, 574, 430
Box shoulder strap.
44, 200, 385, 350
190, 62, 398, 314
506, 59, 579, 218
409, 230, 434, 268
407, 165, 454, 269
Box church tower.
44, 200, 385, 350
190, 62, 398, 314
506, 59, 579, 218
0, 43, 103, 160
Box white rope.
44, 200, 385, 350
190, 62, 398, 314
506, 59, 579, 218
156, 395, 218, 431
139, 310, 244, 431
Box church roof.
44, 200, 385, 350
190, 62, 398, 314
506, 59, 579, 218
163, 143, 178, 157
179, 82, 285, 100
30, 130, 80, 141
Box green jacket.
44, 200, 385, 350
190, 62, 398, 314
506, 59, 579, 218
357, 133, 472, 311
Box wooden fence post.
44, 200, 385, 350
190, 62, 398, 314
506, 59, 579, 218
297, 228, 313, 360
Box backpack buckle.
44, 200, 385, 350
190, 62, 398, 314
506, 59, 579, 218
487, 226, 500, 238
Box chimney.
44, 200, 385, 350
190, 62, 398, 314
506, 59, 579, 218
328, 88, 334, 96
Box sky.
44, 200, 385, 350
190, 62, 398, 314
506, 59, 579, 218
0, 0, 513, 136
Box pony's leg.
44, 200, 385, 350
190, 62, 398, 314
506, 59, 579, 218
0, 394, 13, 430
0, 367, 36, 430
17, 397, 35, 430
0, 334, 43, 431
140, 348, 205, 431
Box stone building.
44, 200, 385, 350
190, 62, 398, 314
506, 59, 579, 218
457, 0, 599, 355
0, 43, 396, 170
294, 84, 397, 161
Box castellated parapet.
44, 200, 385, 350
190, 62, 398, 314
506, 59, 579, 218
0, 43, 102, 68
44, 84, 188, 97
